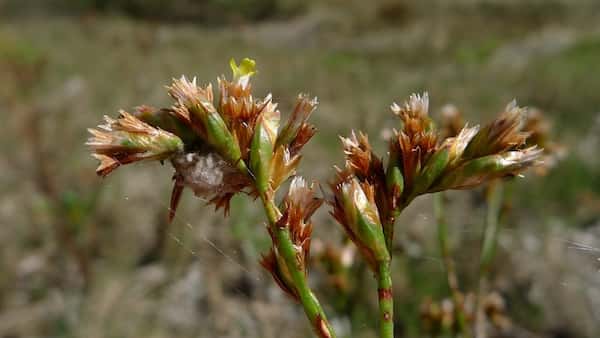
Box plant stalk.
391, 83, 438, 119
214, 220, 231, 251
475, 181, 504, 338
261, 195, 336, 338
434, 193, 471, 338
383, 217, 395, 257
383, 204, 405, 255
376, 259, 394, 338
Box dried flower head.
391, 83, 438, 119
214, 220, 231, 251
168, 76, 243, 169
131, 105, 200, 146
436, 146, 542, 191
88, 58, 318, 220
341, 131, 378, 179
388, 93, 438, 200
87, 111, 183, 177
277, 94, 318, 156
339, 131, 397, 234
463, 100, 530, 160
261, 177, 322, 300
385, 94, 543, 207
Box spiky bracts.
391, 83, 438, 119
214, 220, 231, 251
331, 93, 542, 253
330, 171, 389, 272
87, 58, 317, 220
329, 132, 395, 337
87, 111, 184, 177
328, 93, 543, 338
86, 59, 550, 338
87, 58, 335, 338
328, 92, 545, 268
260, 177, 322, 301
387, 94, 543, 208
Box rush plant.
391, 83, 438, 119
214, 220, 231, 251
87, 58, 544, 338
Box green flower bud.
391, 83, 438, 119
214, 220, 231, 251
331, 176, 389, 271
412, 146, 450, 196
386, 165, 404, 197
203, 107, 244, 168
250, 104, 280, 193
435, 147, 542, 191
131, 105, 200, 147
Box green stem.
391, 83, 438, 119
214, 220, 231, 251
383, 217, 395, 256
383, 225, 391, 257
434, 193, 458, 294
434, 193, 471, 338
475, 181, 504, 338
383, 204, 405, 255
261, 195, 336, 338
376, 259, 394, 338
479, 182, 504, 277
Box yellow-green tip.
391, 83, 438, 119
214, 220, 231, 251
230, 57, 257, 80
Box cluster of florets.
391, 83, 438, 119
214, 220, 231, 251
88, 59, 317, 221
87, 59, 546, 338
330, 93, 542, 270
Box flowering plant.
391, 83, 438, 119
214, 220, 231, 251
87, 58, 543, 338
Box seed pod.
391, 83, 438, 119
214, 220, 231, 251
330, 174, 389, 271
412, 145, 450, 196
249, 102, 280, 194
385, 163, 404, 207
203, 105, 244, 169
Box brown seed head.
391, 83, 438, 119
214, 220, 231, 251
87, 111, 183, 177
279, 177, 321, 271
167, 77, 217, 139
277, 94, 318, 156
388, 93, 439, 195
341, 131, 375, 179
260, 177, 322, 301
463, 100, 530, 159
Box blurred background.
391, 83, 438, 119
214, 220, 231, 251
1, 0, 600, 337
